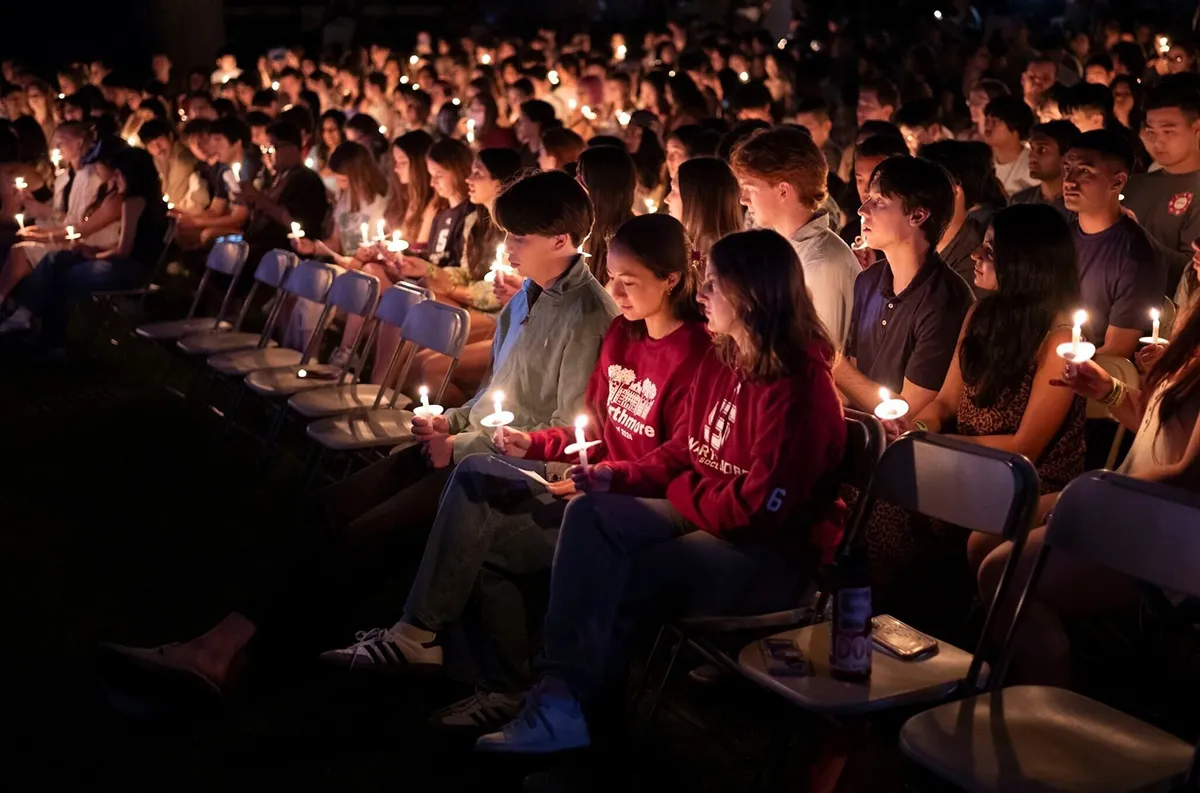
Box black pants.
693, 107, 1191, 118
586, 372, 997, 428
240, 445, 454, 653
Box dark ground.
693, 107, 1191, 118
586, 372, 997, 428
3, 289, 1196, 792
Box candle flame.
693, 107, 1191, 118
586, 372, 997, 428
575, 414, 588, 429
1073, 309, 1087, 327
879, 387, 890, 402
492, 391, 504, 402
1150, 308, 1160, 321
419, 385, 429, 398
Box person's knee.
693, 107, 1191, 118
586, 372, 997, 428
977, 544, 1011, 604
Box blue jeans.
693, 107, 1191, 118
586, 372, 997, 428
404, 453, 566, 692
536, 494, 809, 703
17, 249, 145, 347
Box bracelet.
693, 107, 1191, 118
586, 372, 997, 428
1101, 378, 1126, 408
912, 419, 929, 432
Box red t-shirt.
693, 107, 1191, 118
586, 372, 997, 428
524, 317, 712, 465
606, 345, 847, 560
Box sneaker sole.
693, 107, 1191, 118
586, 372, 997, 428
318, 653, 444, 676
474, 736, 591, 754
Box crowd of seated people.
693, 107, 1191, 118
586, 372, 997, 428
1, 4, 1199, 787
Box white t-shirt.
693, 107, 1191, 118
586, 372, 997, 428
333, 190, 389, 254
995, 145, 1040, 198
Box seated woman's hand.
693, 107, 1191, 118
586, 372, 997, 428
291, 237, 316, 256
881, 414, 914, 444
1135, 343, 1166, 374
545, 478, 577, 498
570, 463, 613, 494
399, 255, 429, 278
1050, 358, 1112, 401
494, 428, 531, 457
422, 433, 455, 469
411, 413, 450, 439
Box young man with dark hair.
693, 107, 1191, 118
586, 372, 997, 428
1064, 130, 1166, 358
100, 170, 618, 698
1084, 53, 1115, 86
732, 127, 859, 346
895, 98, 950, 156
138, 118, 208, 213
916, 140, 989, 293
238, 120, 328, 260
1022, 55, 1059, 109
1011, 119, 1081, 218
176, 116, 259, 246
839, 133, 911, 260
835, 156, 974, 417
1062, 82, 1113, 133
795, 100, 840, 171
984, 95, 1039, 196
1122, 73, 1200, 288
732, 81, 774, 123
856, 78, 899, 127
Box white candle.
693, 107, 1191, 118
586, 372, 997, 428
568, 98, 578, 111
387, 229, 408, 253
65, 225, 78, 240
739, 71, 750, 83
466, 118, 476, 144
376, 219, 386, 242
379, 124, 388, 135
413, 384, 444, 419
1150, 308, 1161, 344
874, 387, 910, 421
581, 105, 597, 120
50, 149, 62, 170
271, 81, 280, 91
15, 213, 23, 230
360, 222, 370, 246
14, 177, 27, 191
492, 390, 504, 416
420, 386, 431, 411
644, 198, 658, 214
289, 221, 304, 239
616, 44, 627, 61
304, 157, 315, 169
231, 162, 242, 182
409, 54, 420, 66
617, 110, 631, 127
574, 415, 590, 472
480, 53, 492, 65
1071, 309, 1086, 358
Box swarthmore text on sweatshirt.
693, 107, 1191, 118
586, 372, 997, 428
524, 317, 712, 464
606, 346, 848, 559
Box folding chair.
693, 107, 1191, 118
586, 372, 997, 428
286, 282, 432, 420
302, 300, 470, 481
634, 410, 887, 733
91, 217, 178, 342
900, 471, 1199, 793
205, 259, 339, 378
175, 249, 297, 357
134, 238, 248, 341
224, 269, 380, 447
736, 433, 1039, 717
1091, 355, 1140, 470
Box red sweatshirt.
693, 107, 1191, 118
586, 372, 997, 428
606, 346, 847, 559
525, 317, 712, 464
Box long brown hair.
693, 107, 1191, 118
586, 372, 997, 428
1145, 296, 1200, 433
329, 141, 389, 214
427, 137, 473, 207
577, 145, 637, 284
607, 214, 705, 338
678, 157, 743, 257
707, 229, 834, 379
464, 148, 524, 281
389, 131, 435, 241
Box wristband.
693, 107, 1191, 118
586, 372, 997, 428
1101, 378, 1125, 408
912, 419, 929, 432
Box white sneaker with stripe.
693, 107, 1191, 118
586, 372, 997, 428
317, 627, 443, 672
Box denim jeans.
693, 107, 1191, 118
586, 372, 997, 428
405, 453, 566, 692
17, 249, 146, 347
536, 493, 809, 703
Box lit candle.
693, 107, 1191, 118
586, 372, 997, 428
1071, 309, 1085, 358
162, 194, 169, 203
466, 118, 476, 144
492, 390, 503, 416
231, 162, 242, 182
409, 54, 420, 65
568, 97, 578, 112
616, 44, 627, 61
778, 38, 788, 49
739, 71, 750, 83
484, 243, 514, 282
14, 177, 27, 191
413, 385, 443, 419
360, 222, 371, 246
289, 221, 305, 239
548, 70, 560, 86
1151, 308, 1161, 344
387, 229, 408, 253
574, 415, 590, 472
15, 213, 24, 230
271, 80, 280, 91
874, 387, 910, 421
851, 236, 869, 251
480, 53, 492, 65
379, 124, 388, 135
50, 149, 62, 171
304, 157, 315, 169
375, 219, 386, 242
644, 198, 658, 215
167, 202, 175, 210
65, 225, 79, 240
581, 105, 597, 121
617, 110, 631, 127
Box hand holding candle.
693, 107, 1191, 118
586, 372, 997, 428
15, 213, 24, 231
874, 387, 909, 421
14, 177, 27, 191
386, 229, 409, 253
64, 225, 80, 241
564, 414, 602, 474
288, 221, 305, 240
481, 389, 515, 442
484, 243, 515, 283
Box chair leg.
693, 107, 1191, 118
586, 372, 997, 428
301, 445, 325, 492
220, 383, 248, 438
260, 404, 289, 466
1105, 425, 1127, 470
636, 626, 684, 740
629, 624, 670, 716
752, 717, 793, 793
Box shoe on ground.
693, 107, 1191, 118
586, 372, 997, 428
96, 642, 227, 698
317, 627, 443, 673
0, 307, 32, 334
687, 663, 725, 685
474, 685, 590, 754
429, 691, 523, 734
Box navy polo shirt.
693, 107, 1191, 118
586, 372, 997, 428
846, 253, 975, 394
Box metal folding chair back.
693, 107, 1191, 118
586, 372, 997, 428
296, 269, 380, 369
189, 239, 250, 328
223, 249, 298, 335
376, 300, 471, 408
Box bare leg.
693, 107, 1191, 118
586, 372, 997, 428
146, 612, 257, 687
978, 526, 1138, 686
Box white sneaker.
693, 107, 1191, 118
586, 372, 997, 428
430, 691, 523, 732
474, 685, 591, 754
317, 627, 443, 672
0, 307, 32, 334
